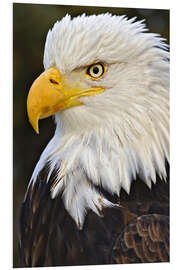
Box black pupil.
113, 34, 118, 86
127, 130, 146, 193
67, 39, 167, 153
93, 66, 99, 74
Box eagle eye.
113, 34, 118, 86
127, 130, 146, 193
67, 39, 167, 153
86, 63, 105, 79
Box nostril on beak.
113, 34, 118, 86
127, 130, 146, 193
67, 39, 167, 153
49, 78, 59, 85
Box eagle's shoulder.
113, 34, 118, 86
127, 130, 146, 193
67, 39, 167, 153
19, 164, 169, 267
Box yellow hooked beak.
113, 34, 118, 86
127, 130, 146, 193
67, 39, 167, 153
27, 67, 104, 133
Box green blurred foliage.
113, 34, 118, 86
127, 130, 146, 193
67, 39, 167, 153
13, 3, 169, 267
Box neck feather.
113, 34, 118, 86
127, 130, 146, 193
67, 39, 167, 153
29, 90, 169, 228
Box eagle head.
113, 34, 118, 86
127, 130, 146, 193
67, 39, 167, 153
27, 14, 169, 228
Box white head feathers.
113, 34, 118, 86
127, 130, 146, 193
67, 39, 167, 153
30, 13, 169, 228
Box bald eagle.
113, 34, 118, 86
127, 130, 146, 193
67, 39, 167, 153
19, 13, 169, 267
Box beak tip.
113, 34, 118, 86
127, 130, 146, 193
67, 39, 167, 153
33, 123, 39, 135
35, 128, 39, 135
28, 116, 39, 134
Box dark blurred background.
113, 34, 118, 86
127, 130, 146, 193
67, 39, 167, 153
13, 3, 169, 267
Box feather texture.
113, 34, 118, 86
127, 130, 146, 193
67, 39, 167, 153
111, 214, 169, 263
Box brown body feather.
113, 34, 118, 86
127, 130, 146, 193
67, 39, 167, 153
111, 214, 169, 263
19, 165, 169, 267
